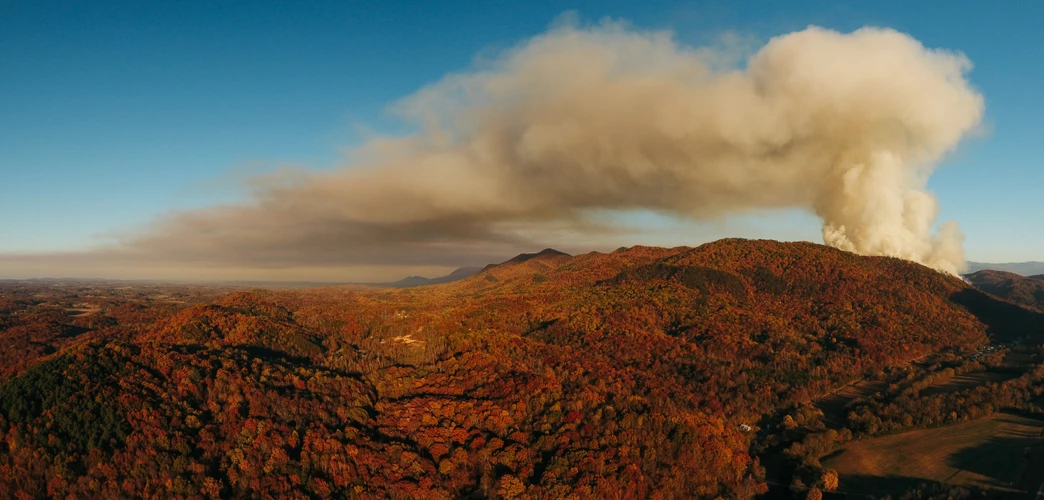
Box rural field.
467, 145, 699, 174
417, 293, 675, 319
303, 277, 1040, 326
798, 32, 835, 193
815, 380, 889, 429
821, 411, 1044, 497
920, 372, 1019, 397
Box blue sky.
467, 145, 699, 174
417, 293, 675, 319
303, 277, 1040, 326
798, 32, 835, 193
2, 0, 1042, 271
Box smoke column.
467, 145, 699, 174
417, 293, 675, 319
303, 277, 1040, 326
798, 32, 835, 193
115, 22, 984, 275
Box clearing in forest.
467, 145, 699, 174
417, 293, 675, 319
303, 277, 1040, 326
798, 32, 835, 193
821, 411, 1044, 497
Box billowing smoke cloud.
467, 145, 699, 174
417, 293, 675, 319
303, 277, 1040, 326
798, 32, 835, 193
20, 22, 987, 277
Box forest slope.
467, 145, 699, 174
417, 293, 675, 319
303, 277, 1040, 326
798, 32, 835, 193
1, 239, 1042, 498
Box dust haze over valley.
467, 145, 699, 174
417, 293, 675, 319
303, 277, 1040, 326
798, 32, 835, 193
0, 21, 985, 280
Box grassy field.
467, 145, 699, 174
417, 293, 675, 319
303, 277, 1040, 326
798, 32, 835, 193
920, 371, 1019, 397
815, 380, 888, 430
820, 411, 1044, 497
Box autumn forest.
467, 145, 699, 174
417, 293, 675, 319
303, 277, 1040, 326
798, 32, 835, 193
2, 239, 1044, 499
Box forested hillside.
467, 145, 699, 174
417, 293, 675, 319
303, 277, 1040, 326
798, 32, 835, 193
2, 239, 1043, 498
965, 269, 1044, 312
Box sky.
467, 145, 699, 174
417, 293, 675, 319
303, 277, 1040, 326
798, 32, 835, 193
1, 1, 1042, 281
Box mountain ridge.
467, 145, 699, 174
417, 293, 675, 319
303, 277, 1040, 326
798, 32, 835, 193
965, 269, 1044, 312
366, 266, 483, 288
967, 261, 1044, 276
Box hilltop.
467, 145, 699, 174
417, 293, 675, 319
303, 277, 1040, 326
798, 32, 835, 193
501, 248, 571, 265
2, 239, 1044, 498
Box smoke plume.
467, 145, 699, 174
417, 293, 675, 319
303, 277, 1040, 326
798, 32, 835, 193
56, 22, 991, 276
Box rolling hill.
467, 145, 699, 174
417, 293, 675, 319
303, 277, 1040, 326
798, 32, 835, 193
2, 239, 1044, 498
965, 269, 1044, 312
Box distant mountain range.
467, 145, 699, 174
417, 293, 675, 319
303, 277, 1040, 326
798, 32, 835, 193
370, 254, 1044, 289
367, 249, 573, 288
967, 261, 1044, 276
364, 266, 484, 288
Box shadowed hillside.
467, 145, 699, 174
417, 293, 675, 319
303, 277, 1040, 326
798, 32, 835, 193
3, 239, 1044, 498
966, 269, 1044, 312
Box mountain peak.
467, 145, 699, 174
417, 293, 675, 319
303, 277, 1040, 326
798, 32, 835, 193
503, 248, 571, 265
